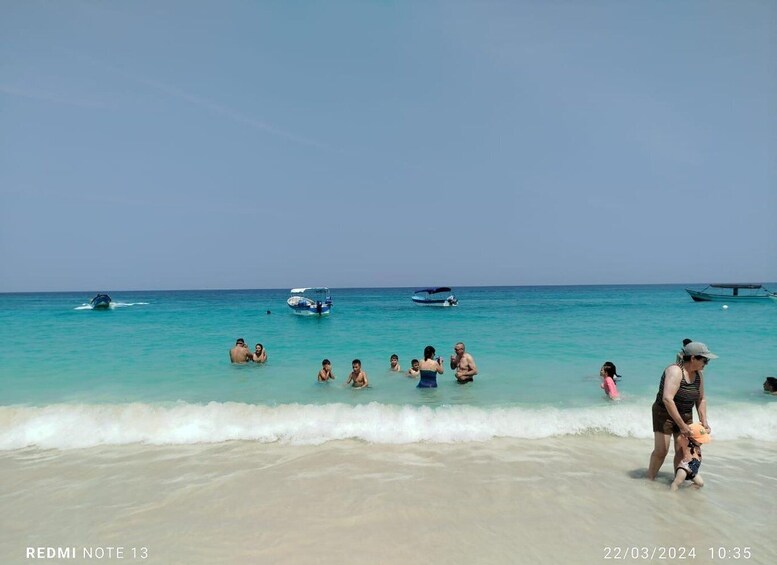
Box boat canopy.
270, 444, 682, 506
708, 284, 765, 289
686, 283, 773, 301
414, 287, 452, 295
290, 287, 330, 294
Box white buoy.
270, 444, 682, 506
722, 304, 728, 310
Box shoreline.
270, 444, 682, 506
2, 436, 775, 564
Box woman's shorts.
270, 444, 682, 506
652, 403, 692, 435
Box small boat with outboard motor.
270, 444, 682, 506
287, 287, 333, 316
411, 287, 458, 307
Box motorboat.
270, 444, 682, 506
685, 284, 774, 302
287, 287, 333, 316
411, 287, 458, 307
90, 294, 112, 310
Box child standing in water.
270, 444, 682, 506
346, 359, 369, 389
671, 423, 709, 491
600, 361, 620, 400
317, 359, 335, 382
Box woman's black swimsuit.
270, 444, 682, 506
417, 369, 438, 388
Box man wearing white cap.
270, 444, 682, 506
647, 341, 718, 481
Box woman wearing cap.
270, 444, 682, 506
647, 341, 717, 481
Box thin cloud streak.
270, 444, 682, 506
0, 84, 109, 109
131, 74, 332, 151
68, 50, 333, 151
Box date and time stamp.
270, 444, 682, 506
23, 545, 760, 561
603, 546, 754, 560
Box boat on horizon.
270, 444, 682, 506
411, 287, 458, 307
287, 287, 333, 316
90, 294, 112, 310
685, 284, 775, 302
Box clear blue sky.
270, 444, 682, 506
1, 1, 775, 292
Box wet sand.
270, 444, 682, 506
1, 437, 775, 564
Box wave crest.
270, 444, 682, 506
1, 402, 774, 450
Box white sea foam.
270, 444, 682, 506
73, 301, 149, 310
1, 402, 775, 450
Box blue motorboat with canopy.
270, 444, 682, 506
411, 287, 458, 307
287, 287, 333, 316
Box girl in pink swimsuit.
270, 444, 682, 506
600, 362, 620, 400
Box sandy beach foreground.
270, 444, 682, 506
1, 437, 775, 564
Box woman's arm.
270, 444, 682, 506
696, 372, 710, 432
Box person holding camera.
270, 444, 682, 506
417, 345, 444, 388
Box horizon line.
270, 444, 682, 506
3, 281, 776, 295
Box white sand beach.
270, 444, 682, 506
2, 437, 775, 564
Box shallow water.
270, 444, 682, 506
1, 285, 776, 449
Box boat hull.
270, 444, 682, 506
412, 296, 457, 307
287, 296, 331, 316
288, 305, 331, 316
686, 289, 771, 302
90, 295, 112, 310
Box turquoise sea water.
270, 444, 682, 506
1, 285, 775, 448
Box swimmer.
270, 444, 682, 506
229, 338, 252, 364
417, 346, 444, 388
346, 359, 369, 389
763, 376, 777, 395
600, 362, 620, 400
389, 354, 401, 372
317, 359, 335, 382
449, 342, 477, 384
407, 359, 420, 378
253, 343, 267, 363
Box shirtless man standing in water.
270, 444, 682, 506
450, 342, 478, 384
229, 338, 252, 364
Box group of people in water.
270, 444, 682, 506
386, 343, 478, 387
231, 333, 776, 491
314, 342, 479, 389
229, 338, 266, 364
231, 338, 478, 389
